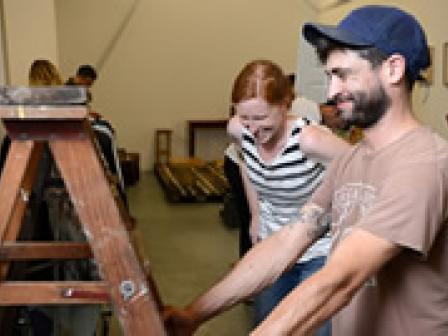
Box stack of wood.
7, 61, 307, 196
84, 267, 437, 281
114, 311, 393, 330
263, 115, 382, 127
154, 158, 229, 203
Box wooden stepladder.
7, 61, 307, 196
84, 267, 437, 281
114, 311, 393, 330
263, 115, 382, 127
0, 104, 166, 335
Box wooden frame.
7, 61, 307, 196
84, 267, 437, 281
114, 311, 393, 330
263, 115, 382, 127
187, 119, 227, 157
0, 105, 166, 335
444, 43, 448, 86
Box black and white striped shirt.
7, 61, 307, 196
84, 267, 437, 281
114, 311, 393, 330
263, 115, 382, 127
241, 117, 330, 261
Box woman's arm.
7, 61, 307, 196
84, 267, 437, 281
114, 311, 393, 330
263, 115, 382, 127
240, 164, 260, 243
299, 125, 351, 164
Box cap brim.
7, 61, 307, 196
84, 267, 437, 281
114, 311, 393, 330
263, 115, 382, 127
303, 23, 372, 48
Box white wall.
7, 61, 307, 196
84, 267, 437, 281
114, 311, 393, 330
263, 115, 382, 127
2, 0, 59, 85
55, 0, 308, 170
316, 0, 448, 138
0, 5, 7, 86
2, 1, 447, 164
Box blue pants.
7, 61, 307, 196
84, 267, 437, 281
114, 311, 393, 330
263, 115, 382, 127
254, 256, 331, 336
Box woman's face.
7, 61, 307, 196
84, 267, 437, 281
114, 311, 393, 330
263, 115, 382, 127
235, 98, 286, 145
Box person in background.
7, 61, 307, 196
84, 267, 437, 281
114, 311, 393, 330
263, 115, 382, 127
66, 64, 97, 87
65, 63, 126, 204
29, 59, 64, 86
66, 64, 97, 104
1, 59, 64, 174
2, 59, 64, 172
166, 59, 349, 335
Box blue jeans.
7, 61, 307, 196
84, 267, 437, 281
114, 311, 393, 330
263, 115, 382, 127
254, 256, 331, 336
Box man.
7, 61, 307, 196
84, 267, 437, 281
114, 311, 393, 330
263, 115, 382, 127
66, 64, 97, 87
66, 64, 98, 106
66, 64, 126, 206
165, 5, 448, 336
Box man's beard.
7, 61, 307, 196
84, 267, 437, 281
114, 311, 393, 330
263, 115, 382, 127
335, 83, 391, 129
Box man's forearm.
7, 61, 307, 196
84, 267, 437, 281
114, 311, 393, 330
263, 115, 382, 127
251, 265, 352, 335
251, 229, 401, 335
185, 223, 316, 325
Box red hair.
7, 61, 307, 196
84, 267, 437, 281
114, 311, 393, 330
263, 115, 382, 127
231, 60, 294, 109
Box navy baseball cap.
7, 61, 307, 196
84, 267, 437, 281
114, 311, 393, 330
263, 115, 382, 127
303, 5, 430, 81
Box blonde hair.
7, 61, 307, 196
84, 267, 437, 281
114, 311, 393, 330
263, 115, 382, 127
29, 59, 63, 86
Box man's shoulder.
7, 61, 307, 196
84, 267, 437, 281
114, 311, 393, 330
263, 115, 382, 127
382, 127, 448, 184
410, 127, 448, 163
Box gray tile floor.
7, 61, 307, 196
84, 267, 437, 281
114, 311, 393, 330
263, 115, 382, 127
111, 171, 253, 335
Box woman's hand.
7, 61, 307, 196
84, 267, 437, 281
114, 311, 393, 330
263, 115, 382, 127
227, 115, 244, 142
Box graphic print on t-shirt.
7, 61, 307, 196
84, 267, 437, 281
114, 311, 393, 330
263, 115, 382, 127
332, 182, 378, 287
331, 182, 377, 248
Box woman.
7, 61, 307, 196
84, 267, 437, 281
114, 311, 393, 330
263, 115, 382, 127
228, 59, 349, 334
29, 59, 63, 86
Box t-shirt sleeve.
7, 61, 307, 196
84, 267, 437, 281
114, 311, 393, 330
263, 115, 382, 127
357, 161, 446, 257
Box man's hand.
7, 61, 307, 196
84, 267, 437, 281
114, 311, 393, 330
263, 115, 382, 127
163, 306, 198, 336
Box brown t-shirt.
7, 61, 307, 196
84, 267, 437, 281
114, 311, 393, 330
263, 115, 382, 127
311, 126, 448, 336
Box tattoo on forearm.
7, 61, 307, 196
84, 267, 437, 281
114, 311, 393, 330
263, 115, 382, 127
297, 204, 329, 240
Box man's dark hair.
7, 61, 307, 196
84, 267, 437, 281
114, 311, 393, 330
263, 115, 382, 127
314, 37, 415, 91
77, 64, 97, 81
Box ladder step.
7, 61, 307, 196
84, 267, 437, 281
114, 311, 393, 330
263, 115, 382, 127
0, 242, 92, 260
0, 281, 109, 305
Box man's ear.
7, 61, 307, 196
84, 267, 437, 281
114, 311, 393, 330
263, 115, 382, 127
383, 54, 406, 85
